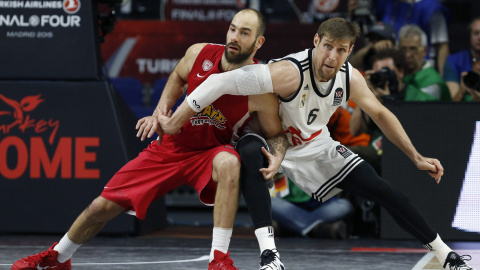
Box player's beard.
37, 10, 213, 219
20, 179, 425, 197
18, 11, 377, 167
224, 40, 256, 64
317, 64, 337, 82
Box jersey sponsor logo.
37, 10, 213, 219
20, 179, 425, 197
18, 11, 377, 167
191, 104, 226, 130
202, 59, 213, 71
336, 145, 352, 158
332, 87, 343, 106
300, 94, 306, 108
285, 126, 322, 146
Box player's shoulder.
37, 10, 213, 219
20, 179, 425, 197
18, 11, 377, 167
269, 48, 309, 64
186, 43, 209, 57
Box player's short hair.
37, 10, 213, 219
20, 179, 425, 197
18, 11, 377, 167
317, 17, 361, 47
398, 24, 427, 48
239, 8, 266, 38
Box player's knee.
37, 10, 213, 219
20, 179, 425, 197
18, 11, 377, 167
237, 137, 264, 160
212, 152, 240, 184
85, 196, 125, 223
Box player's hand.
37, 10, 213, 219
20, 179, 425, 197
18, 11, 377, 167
259, 147, 282, 180
415, 156, 444, 184
136, 116, 163, 142
157, 106, 180, 135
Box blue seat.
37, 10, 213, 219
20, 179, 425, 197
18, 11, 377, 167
152, 78, 186, 112
110, 77, 143, 108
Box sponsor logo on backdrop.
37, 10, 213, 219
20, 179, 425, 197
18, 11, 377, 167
0, 0, 82, 39
136, 58, 179, 74
63, 0, 80, 14
0, 93, 99, 180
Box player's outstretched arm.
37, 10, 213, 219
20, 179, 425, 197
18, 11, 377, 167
349, 68, 444, 183
160, 60, 300, 135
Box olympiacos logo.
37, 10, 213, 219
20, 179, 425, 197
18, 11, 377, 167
63, 0, 81, 14
0, 93, 99, 180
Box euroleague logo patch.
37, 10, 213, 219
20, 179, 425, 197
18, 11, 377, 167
336, 145, 352, 158
332, 87, 343, 106
63, 0, 81, 14
202, 59, 213, 71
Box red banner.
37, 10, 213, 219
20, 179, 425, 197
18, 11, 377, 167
100, 20, 319, 85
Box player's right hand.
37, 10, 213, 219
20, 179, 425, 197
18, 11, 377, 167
135, 116, 163, 144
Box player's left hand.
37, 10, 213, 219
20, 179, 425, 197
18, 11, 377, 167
259, 147, 282, 180
415, 156, 444, 184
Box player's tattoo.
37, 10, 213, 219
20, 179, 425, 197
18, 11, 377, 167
267, 132, 289, 157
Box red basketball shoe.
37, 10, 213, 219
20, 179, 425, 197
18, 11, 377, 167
208, 250, 239, 270
12, 242, 72, 270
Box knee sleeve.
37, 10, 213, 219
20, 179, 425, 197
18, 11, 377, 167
236, 134, 272, 228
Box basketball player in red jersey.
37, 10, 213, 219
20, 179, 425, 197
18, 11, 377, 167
12, 9, 288, 270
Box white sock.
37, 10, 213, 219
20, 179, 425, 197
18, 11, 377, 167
53, 233, 82, 263
210, 227, 232, 262
424, 234, 452, 263
255, 226, 278, 257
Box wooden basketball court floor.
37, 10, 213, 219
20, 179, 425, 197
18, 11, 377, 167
1, 226, 479, 270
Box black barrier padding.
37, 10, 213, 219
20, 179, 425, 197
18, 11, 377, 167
380, 102, 480, 241
0, 81, 166, 234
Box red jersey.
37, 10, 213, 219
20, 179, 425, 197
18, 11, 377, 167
163, 44, 253, 151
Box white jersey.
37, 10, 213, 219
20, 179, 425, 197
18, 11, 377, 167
271, 49, 363, 202
271, 48, 352, 147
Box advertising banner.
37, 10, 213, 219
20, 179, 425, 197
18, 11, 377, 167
0, 0, 102, 80
0, 81, 155, 233
101, 20, 318, 85
381, 102, 480, 241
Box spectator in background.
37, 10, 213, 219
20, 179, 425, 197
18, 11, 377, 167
271, 174, 353, 239
349, 0, 450, 75
398, 25, 451, 101
349, 22, 396, 72
443, 17, 480, 102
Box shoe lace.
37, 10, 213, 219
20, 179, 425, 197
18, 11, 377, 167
22, 250, 54, 264
260, 250, 276, 266
446, 254, 473, 270
211, 253, 236, 270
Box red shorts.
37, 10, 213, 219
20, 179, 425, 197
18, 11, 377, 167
101, 139, 239, 220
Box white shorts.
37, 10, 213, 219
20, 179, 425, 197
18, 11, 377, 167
279, 139, 364, 202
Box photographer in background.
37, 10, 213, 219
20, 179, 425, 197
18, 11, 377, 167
350, 49, 405, 175
398, 25, 451, 101
349, 22, 396, 72
443, 17, 480, 102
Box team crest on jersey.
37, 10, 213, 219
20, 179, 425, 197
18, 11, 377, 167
191, 104, 226, 130
202, 59, 214, 71
300, 94, 307, 108
336, 145, 352, 158
332, 87, 344, 106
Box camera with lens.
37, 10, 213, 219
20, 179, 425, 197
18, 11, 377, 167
463, 71, 480, 91
369, 67, 399, 94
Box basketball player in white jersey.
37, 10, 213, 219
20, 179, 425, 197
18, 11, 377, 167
158, 17, 475, 270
